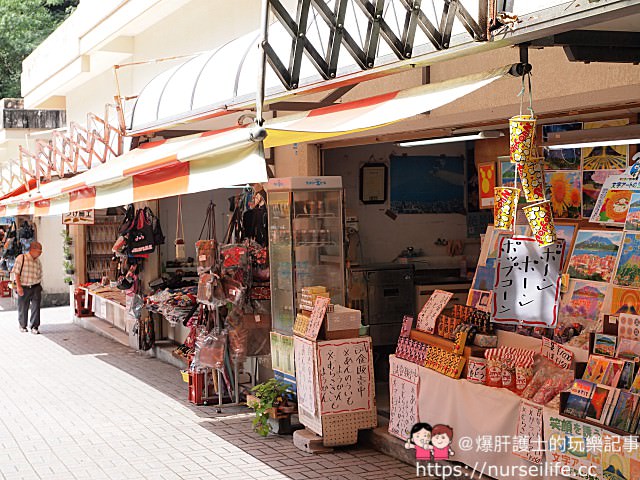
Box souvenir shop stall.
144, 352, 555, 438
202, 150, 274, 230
386, 71, 640, 479
0, 217, 36, 293
164, 187, 272, 406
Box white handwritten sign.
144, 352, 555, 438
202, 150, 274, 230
466, 357, 487, 384
493, 237, 565, 327
317, 338, 373, 414
388, 356, 419, 440
541, 336, 574, 370
416, 290, 453, 333
305, 296, 330, 341
513, 400, 544, 465
293, 336, 317, 417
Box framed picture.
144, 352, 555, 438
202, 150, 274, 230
567, 229, 623, 282
478, 161, 497, 209
582, 169, 625, 219
360, 162, 388, 204
555, 220, 579, 270
389, 155, 465, 214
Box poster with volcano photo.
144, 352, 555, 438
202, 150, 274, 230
567, 230, 623, 282
614, 232, 640, 289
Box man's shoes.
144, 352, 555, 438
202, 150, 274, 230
19, 327, 28, 333
30, 328, 40, 335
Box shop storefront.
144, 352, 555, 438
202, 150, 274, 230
1, 1, 639, 477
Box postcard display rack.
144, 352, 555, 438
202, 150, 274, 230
385, 109, 640, 479
265, 177, 346, 386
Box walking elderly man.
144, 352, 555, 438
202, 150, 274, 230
12, 241, 43, 334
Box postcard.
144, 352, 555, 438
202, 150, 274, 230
614, 232, 640, 289
593, 333, 617, 357
593, 189, 633, 225
544, 170, 582, 219
567, 230, 622, 282
542, 122, 582, 170
582, 119, 629, 170
616, 338, 640, 361
624, 192, 640, 232
583, 169, 625, 219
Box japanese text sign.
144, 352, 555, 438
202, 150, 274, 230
62, 209, 95, 225
544, 412, 603, 480
388, 356, 419, 440
493, 237, 565, 327
416, 290, 453, 333
541, 336, 574, 370
513, 400, 544, 465
293, 336, 317, 417
305, 296, 330, 340
317, 338, 373, 415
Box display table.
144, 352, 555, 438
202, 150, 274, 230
81, 286, 129, 333
390, 355, 564, 480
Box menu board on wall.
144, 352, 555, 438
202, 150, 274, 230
493, 238, 565, 327
293, 336, 317, 417
388, 356, 419, 441
513, 400, 544, 465
317, 338, 373, 415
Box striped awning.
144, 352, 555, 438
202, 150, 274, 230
1, 65, 512, 217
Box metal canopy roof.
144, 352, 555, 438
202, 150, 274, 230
128, 0, 640, 135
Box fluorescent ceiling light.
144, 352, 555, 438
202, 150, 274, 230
542, 124, 640, 150
397, 130, 503, 147
547, 139, 640, 150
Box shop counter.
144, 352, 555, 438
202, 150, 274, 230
391, 355, 564, 480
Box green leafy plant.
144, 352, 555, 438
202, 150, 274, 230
247, 378, 289, 437
63, 276, 73, 285
63, 260, 74, 275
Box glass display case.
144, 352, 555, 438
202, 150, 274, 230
266, 177, 345, 335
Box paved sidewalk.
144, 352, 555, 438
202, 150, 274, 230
0, 307, 417, 480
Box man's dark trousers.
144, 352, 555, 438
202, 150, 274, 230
18, 284, 42, 329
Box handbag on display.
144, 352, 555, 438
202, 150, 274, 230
119, 204, 136, 235
195, 201, 218, 273
175, 196, 186, 260
127, 208, 156, 255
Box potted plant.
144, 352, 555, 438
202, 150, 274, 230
246, 378, 290, 437
63, 260, 75, 275
63, 276, 73, 285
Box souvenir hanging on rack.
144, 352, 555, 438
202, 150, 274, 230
175, 195, 186, 260
496, 69, 558, 247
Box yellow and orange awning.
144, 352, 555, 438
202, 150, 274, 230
1, 65, 512, 216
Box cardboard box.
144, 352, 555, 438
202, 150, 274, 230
326, 305, 361, 331
325, 328, 360, 340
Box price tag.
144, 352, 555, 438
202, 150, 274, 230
541, 336, 573, 369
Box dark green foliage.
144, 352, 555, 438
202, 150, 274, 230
0, 0, 78, 98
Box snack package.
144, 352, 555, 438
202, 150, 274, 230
485, 349, 503, 388
528, 367, 574, 405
